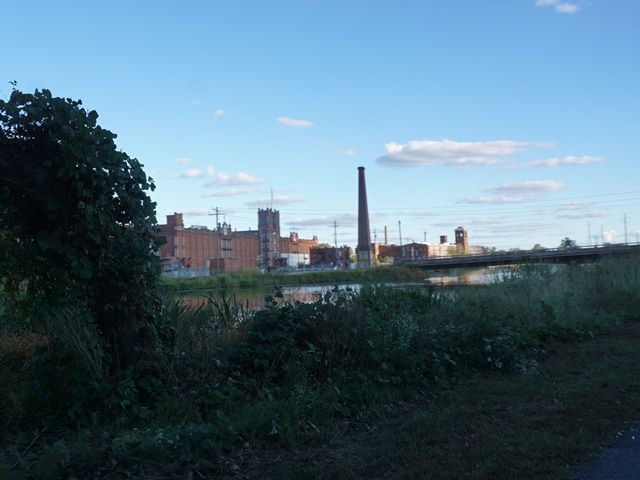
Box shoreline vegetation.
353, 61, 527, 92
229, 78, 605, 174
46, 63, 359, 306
158, 265, 428, 293
2, 257, 640, 478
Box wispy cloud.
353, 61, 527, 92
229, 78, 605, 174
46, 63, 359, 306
338, 147, 357, 156
514, 155, 604, 169
456, 196, 525, 205
202, 187, 264, 198
245, 195, 306, 208
285, 213, 358, 231
557, 211, 609, 219
285, 212, 388, 233
555, 201, 608, 219
535, 0, 580, 14
277, 117, 314, 128
182, 209, 213, 217
486, 180, 565, 195
376, 139, 553, 168
176, 158, 191, 165
203, 172, 265, 187
168, 166, 215, 179
213, 109, 225, 117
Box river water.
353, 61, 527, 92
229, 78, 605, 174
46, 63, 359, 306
175, 266, 519, 309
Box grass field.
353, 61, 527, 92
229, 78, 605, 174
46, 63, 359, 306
2, 257, 640, 479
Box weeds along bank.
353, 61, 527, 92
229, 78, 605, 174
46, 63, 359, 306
1, 256, 640, 477
158, 264, 426, 293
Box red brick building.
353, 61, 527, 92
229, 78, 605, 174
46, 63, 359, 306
310, 246, 351, 269
158, 210, 318, 273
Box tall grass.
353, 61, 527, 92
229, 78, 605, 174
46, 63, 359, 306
2, 256, 640, 478
158, 265, 425, 292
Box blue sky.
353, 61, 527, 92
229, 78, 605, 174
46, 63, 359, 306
4, 0, 640, 250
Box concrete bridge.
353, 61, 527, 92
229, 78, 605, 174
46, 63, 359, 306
399, 243, 640, 271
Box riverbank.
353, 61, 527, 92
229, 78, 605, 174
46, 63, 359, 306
158, 264, 427, 292
2, 257, 640, 478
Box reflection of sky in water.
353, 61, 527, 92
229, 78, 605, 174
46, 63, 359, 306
178, 266, 563, 309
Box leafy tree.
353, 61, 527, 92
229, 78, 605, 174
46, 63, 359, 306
0, 88, 162, 369
532, 243, 547, 251
559, 237, 578, 249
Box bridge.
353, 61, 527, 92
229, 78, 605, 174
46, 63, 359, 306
398, 243, 640, 271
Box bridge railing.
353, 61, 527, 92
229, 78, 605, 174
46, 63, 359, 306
397, 242, 640, 266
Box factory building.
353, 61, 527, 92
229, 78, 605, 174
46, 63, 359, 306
157, 209, 318, 275
375, 226, 483, 262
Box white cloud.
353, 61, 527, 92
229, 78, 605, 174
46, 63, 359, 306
182, 209, 213, 216
555, 3, 579, 13
277, 117, 315, 128
456, 196, 525, 205
376, 139, 553, 168
176, 158, 191, 165
560, 201, 594, 209
213, 109, 225, 117
203, 172, 265, 187
339, 147, 357, 156
245, 195, 306, 208
168, 166, 215, 179
486, 180, 565, 195
202, 187, 263, 198
515, 155, 603, 169
535, 0, 580, 13
557, 211, 609, 219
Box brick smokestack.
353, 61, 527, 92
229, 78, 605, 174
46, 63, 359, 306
357, 166, 372, 267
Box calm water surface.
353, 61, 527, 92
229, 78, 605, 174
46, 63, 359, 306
176, 266, 525, 309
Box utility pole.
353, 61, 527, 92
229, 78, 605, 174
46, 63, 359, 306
601, 225, 605, 245
212, 206, 220, 274
334, 220, 339, 269
623, 214, 629, 244
398, 221, 403, 260
587, 222, 592, 246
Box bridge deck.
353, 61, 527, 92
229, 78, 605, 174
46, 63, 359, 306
399, 244, 640, 271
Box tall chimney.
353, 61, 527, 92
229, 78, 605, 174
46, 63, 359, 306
357, 166, 372, 267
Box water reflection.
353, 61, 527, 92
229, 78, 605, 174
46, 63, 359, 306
175, 266, 546, 309
177, 284, 360, 310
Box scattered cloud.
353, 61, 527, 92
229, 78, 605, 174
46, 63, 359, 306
535, 0, 580, 14
176, 158, 191, 165
203, 172, 265, 187
555, 201, 607, 219
555, 3, 579, 13
277, 117, 314, 128
213, 109, 225, 117
456, 196, 525, 205
514, 156, 603, 169
202, 187, 264, 198
245, 195, 306, 208
285, 213, 358, 231
182, 209, 213, 217
376, 139, 553, 168
338, 147, 357, 156
559, 201, 594, 209
486, 180, 565, 195
168, 166, 215, 179
557, 211, 609, 219
191, 99, 203, 106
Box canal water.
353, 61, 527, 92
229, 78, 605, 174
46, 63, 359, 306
175, 266, 521, 309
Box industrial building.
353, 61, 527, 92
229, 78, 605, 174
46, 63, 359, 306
374, 226, 483, 263
157, 209, 318, 275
